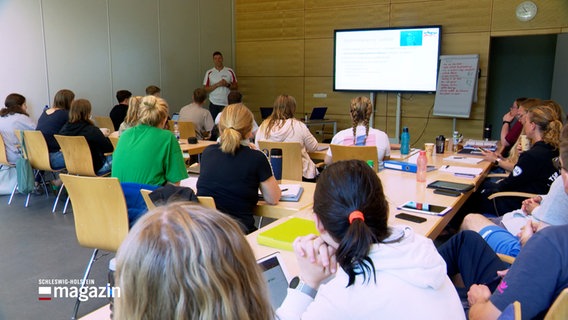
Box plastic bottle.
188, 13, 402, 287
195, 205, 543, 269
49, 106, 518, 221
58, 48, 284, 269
173, 121, 180, 140
452, 131, 460, 153
304, 113, 308, 122
400, 127, 410, 155
416, 150, 427, 183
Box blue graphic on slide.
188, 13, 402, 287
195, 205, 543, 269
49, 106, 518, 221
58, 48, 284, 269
400, 31, 423, 46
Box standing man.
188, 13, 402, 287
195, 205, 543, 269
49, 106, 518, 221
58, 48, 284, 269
203, 51, 237, 120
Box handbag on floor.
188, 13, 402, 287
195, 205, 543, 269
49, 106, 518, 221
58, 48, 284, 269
0, 165, 17, 195
16, 131, 35, 194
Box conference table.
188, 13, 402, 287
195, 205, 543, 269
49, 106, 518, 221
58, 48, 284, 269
108, 131, 216, 156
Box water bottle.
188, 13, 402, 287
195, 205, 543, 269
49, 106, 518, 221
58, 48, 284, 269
416, 150, 427, 183
452, 131, 460, 153
173, 121, 180, 140
269, 148, 283, 181
401, 127, 410, 155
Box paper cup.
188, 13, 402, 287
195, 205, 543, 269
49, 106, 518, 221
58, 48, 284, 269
520, 134, 530, 151
425, 143, 434, 157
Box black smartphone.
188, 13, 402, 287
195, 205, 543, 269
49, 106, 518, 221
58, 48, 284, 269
395, 213, 427, 223
433, 189, 461, 197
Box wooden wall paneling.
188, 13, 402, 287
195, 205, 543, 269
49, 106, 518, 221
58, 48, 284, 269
441, 32, 490, 73
390, 0, 492, 33
304, 77, 366, 115
305, 38, 333, 77
491, 1, 568, 32
236, 0, 304, 14
388, 117, 485, 146
238, 76, 305, 115
304, 5, 390, 39
305, 0, 388, 9
236, 40, 305, 76
236, 10, 304, 41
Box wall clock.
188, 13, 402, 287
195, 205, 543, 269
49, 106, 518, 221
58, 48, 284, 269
516, 1, 538, 22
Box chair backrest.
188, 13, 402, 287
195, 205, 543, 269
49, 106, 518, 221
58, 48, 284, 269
94, 116, 115, 132
109, 136, 119, 150
0, 133, 12, 166
168, 120, 196, 140
497, 301, 521, 320
258, 141, 303, 181
60, 174, 129, 252
140, 189, 156, 210
545, 288, 568, 320
54, 135, 97, 176
22, 130, 55, 171
330, 144, 379, 172
197, 196, 216, 209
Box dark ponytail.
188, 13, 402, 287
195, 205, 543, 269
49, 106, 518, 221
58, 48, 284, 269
313, 160, 390, 287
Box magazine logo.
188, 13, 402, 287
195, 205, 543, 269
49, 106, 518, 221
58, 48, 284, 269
38, 278, 120, 302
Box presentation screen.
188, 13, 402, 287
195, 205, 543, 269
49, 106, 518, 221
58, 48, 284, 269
334, 26, 442, 92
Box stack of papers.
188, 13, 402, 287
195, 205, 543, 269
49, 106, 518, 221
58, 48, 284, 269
443, 156, 483, 165
439, 165, 483, 178
259, 184, 304, 202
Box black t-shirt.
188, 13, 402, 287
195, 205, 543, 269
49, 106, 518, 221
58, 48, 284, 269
109, 104, 128, 131
197, 145, 273, 233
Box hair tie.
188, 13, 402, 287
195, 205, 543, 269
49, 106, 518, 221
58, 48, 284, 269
348, 210, 365, 224
228, 126, 235, 130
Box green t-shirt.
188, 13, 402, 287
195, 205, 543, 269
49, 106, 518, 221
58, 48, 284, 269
111, 124, 188, 185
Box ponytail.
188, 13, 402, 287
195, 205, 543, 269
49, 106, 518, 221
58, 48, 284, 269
219, 104, 253, 155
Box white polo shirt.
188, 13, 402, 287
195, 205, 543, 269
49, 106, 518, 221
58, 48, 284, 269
203, 67, 237, 106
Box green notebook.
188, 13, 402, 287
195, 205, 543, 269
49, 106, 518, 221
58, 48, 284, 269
257, 217, 320, 251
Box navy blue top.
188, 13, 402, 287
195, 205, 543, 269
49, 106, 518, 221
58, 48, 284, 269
36, 109, 69, 152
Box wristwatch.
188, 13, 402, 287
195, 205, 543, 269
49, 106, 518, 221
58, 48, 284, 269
502, 120, 512, 125
289, 276, 317, 299
493, 158, 501, 166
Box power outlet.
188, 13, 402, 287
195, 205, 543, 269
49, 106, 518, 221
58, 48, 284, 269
313, 93, 327, 98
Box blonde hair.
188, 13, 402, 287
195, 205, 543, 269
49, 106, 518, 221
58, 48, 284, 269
350, 96, 373, 144
138, 95, 169, 127
263, 94, 297, 138
527, 104, 563, 150
115, 203, 273, 320
123, 96, 142, 127
219, 103, 253, 154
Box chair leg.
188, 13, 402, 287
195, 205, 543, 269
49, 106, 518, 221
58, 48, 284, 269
52, 183, 66, 213
63, 196, 70, 214
25, 193, 31, 207
70, 248, 99, 320
8, 183, 17, 205
38, 171, 49, 199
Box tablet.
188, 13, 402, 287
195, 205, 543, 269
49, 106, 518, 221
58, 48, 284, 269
257, 252, 291, 309
397, 200, 452, 216
427, 180, 474, 192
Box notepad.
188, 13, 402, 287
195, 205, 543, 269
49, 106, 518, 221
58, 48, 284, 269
257, 217, 319, 251
438, 165, 482, 176
259, 184, 304, 202
443, 156, 483, 165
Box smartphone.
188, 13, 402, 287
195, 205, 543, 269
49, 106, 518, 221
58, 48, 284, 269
396, 200, 451, 216
395, 213, 427, 223
433, 189, 461, 197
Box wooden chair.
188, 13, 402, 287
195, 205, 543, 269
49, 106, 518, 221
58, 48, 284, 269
109, 135, 119, 150
497, 253, 516, 265
21, 130, 66, 208
168, 120, 196, 140
487, 191, 539, 216
140, 189, 156, 210
59, 174, 129, 320
0, 133, 18, 204
258, 141, 303, 181
330, 145, 379, 172
94, 115, 115, 133
54, 135, 110, 213
545, 288, 568, 320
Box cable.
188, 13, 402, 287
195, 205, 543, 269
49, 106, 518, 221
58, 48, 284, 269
410, 103, 435, 148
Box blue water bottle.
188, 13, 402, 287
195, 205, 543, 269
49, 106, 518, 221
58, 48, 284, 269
269, 148, 283, 181
401, 127, 410, 155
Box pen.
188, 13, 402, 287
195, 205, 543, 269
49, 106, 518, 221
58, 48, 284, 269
280, 188, 288, 192
453, 157, 464, 159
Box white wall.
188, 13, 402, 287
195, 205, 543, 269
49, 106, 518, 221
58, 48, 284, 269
0, 0, 234, 121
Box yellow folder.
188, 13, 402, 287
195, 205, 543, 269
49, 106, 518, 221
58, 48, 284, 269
257, 217, 320, 251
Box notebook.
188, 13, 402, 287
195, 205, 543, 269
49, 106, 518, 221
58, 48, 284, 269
309, 107, 327, 120
259, 184, 304, 202
260, 107, 273, 119
257, 253, 291, 309
257, 217, 319, 251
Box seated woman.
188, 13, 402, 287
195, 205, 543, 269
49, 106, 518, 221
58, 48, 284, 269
324, 96, 390, 167
478, 104, 563, 215
198, 103, 280, 234
115, 203, 274, 320
0, 93, 36, 164
59, 99, 114, 175
112, 95, 188, 186
276, 160, 464, 319
118, 95, 142, 134
255, 94, 319, 181
461, 123, 568, 257
36, 89, 74, 170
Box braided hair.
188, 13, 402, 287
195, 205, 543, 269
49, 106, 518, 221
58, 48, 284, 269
350, 97, 373, 145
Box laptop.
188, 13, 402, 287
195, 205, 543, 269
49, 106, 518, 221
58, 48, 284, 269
260, 107, 273, 119
257, 253, 291, 309
309, 107, 327, 120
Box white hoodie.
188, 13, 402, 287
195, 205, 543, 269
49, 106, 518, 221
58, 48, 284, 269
255, 118, 319, 179
276, 226, 465, 320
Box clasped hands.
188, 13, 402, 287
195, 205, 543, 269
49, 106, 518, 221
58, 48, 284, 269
292, 234, 338, 289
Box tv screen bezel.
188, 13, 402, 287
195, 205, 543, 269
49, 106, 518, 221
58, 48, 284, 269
333, 25, 442, 93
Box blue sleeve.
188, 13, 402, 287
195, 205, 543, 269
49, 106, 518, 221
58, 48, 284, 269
490, 230, 562, 319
